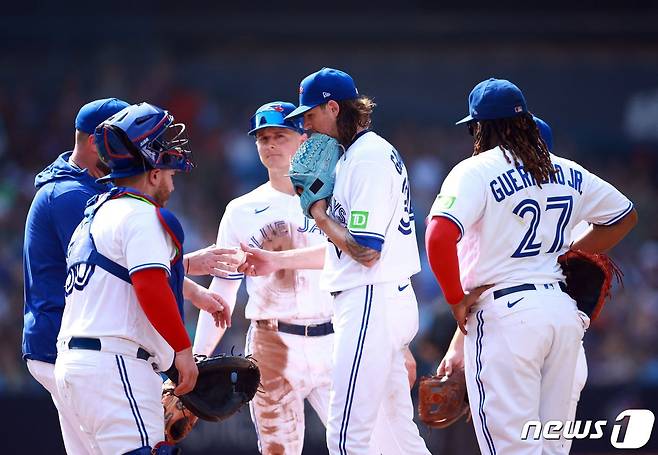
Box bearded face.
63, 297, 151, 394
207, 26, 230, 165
152, 169, 176, 207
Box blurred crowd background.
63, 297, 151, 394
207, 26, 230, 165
2, 3, 658, 453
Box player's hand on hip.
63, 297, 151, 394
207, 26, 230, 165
451, 284, 494, 335
239, 242, 280, 277
174, 347, 198, 395
184, 244, 244, 277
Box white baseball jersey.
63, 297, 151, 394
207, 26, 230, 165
429, 147, 633, 290
216, 182, 332, 323
321, 131, 421, 293
58, 197, 177, 370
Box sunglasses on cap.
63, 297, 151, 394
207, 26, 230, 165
249, 110, 301, 133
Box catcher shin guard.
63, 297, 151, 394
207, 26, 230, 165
122, 443, 181, 455
152, 442, 182, 454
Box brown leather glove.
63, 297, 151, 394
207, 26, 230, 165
418, 369, 470, 429
162, 379, 199, 444
558, 249, 623, 322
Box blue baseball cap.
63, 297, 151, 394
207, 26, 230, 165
248, 102, 304, 136
456, 78, 528, 125
533, 115, 553, 151
285, 68, 359, 120
75, 98, 130, 134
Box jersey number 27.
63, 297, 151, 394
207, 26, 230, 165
512, 195, 573, 258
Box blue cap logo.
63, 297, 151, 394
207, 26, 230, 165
285, 68, 359, 120
456, 78, 527, 125
248, 101, 304, 136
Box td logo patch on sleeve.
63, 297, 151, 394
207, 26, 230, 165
348, 211, 369, 229
435, 195, 456, 209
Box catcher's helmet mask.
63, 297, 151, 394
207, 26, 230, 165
95, 102, 194, 183
103, 123, 148, 173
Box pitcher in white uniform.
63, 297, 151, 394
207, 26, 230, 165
193, 101, 335, 455
281, 68, 430, 455
426, 78, 638, 455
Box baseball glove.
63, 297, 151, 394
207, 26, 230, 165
418, 369, 471, 429
558, 249, 623, 322
162, 379, 199, 444
165, 354, 260, 423
288, 133, 343, 219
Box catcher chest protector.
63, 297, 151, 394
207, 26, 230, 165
65, 187, 186, 317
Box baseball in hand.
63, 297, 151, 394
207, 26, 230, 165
235, 248, 247, 266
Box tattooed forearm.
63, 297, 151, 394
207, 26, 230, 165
345, 231, 381, 267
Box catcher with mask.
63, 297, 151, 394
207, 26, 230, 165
54, 102, 253, 454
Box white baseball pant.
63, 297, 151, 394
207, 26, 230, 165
245, 324, 333, 455
27, 359, 93, 454
464, 283, 585, 455
55, 344, 165, 454
326, 282, 430, 455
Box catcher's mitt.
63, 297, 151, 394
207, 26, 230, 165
289, 133, 343, 219
418, 369, 470, 429
162, 379, 198, 444
558, 249, 623, 322
165, 354, 260, 422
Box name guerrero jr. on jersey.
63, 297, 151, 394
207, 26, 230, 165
430, 149, 633, 289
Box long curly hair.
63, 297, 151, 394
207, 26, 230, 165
472, 113, 554, 185
336, 96, 376, 147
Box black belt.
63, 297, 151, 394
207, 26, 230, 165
493, 282, 567, 300
68, 337, 151, 361
256, 321, 334, 337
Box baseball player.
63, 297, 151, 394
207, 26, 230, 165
23, 98, 130, 454
22, 99, 236, 454
54, 102, 216, 454
426, 78, 637, 454
193, 101, 335, 455
279, 68, 430, 455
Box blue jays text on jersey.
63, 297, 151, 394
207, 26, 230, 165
248, 218, 324, 249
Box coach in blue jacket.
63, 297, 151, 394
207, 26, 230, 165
23, 98, 130, 453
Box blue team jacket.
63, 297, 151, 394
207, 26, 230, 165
22, 152, 108, 364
